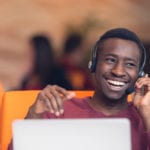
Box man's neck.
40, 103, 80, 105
89, 92, 128, 116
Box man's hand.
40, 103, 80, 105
133, 74, 150, 131
25, 85, 75, 118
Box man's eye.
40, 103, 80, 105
105, 58, 116, 63
126, 63, 136, 68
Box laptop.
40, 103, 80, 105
12, 118, 131, 150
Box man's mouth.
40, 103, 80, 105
106, 79, 127, 91
107, 80, 126, 86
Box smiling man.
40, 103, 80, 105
94, 38, 140, 104
8, 28, 150, 150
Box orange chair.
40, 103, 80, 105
0, 90, 94, 150
0, 81, 4, 116
0, 92, 4, 150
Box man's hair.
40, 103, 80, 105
96, 28, 146, 68
99, 28, 144, 53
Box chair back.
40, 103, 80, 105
0, 92, 4, 150
0, 90, 94, 150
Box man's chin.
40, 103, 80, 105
104, 91, 127, 101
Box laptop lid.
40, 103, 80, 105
12, 118, 131, 150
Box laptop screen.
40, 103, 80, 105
12, 118, 131, 150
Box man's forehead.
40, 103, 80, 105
97, 38, 141, 60
98, 38, 140, 53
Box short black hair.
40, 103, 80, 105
96, 28, 146, 68
100, 28, 143, 52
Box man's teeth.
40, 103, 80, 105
107, 80, 125, 86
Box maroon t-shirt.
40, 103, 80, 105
43, 97, 150, 150
8, 97, 150, 150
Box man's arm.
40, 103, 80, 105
25, 85, 75, 118
7, 85, 75, 150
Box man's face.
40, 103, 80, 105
95, 38, 140, 100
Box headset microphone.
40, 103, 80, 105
125, 87, 135, 95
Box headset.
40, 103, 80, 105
88, 39, 147, 94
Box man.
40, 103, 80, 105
8, 28, 150, 150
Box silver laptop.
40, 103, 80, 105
12, 118, 131, 150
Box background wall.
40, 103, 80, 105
0, 0, 150, 90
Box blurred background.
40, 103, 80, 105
0, 0, 150, 90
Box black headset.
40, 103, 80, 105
88, 39, 147, 78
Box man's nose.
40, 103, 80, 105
111, 63, 126, 77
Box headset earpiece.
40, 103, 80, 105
126, 71, 145, 94
88, 42, 99, 73
88, 60, 92, 70
138, 71, 145, 77
88, 60, 96, 73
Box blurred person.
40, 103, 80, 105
20, 34, 72, 90
59, 32, 94, 90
